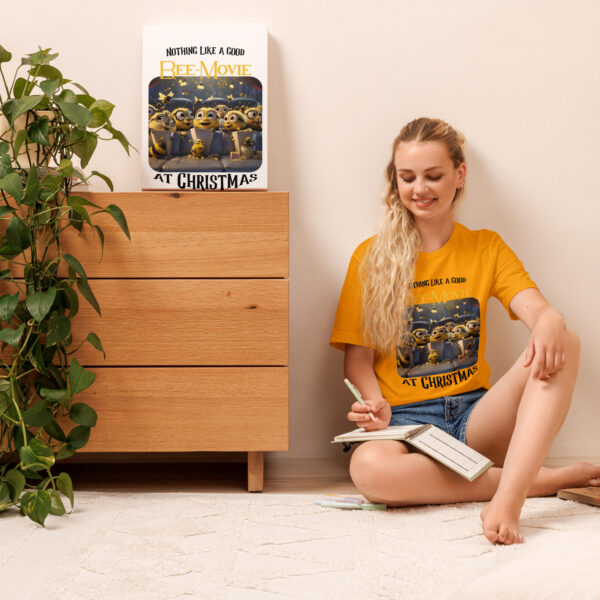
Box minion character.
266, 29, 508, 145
396, 332, 416, 371
243, 106, 262, 131
191, 104, 223, 158
429, 325, 448, 342
148, 104, 158, 119
443, 321, 456, 335
412, 328, 430, 347
240, 136, 256, 159
222, 110, 247, 132
190, 139, 205, 158
427, 350, 440, 365
214, 103, 230, 120
167, 98, 195, 156
466, 318, 480, 337
171, 106, 194, 131
194, 107, 221, 130
450, 325, 469, 341
148, 110, 176, 159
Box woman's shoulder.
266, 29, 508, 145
349, 235, 376, 263
454, 222, 504, 246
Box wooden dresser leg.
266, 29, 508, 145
247, 451, 264, 492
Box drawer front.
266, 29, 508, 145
58, 192, 289, 278
62, 367, 289, 452
72, 279, 288, 366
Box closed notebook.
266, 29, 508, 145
332, 424, 493, 482
557, 487, 600, 507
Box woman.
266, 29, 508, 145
330, 117, 600, 545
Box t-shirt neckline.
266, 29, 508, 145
417, 221, 460, 260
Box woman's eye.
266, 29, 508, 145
428, 175, 442, 181
401, 178, 414, 183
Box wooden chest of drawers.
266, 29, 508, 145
63, 191, 289, 491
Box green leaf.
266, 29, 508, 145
0, 45, 12, 63
13, 129, 27, 157
57, 282, 79, 318
23, 400, 53, 427
76, 94, 95, 108
19, 438, 55, 471
0, 482, 11, 510
69, 402, 97, 427
40, 387, 70, 405
58, 89, 77, 103
90, 99, 115, 119
54, 98, 92, 128
94, 225, 105, 260
72, 132, 97, 169
30, 340, 47, 375
104, 204, 130, 240
56, 472, 74, 508
90, 171, 113, 192
22, 165, 40, 206
88, 108, 107, 129
26, 287, 56, 322
0, 292, 19, 321
46, 314, 71, 346
20, 489, 51, 526
6, 216, 31, 251
0, 390, 9, 418
59, 158, 73, 177
0, 323, 25, 346
69, 358, 96, 395
0, 172, 24, 203
40, 79, 60, 97
66, 425, 90, 450
28, 64, 62, 80
56, 446, 75, 461
3, 95, 44, 125
3, 469, 26, 502
0, 205, 14, 218
77, 277, 101, 315
62, 253, 87, 279
86, 332, 105, 358
43, 420, 67, 442
27, 116, 50, 146
49, 489, 67, 516
106, 125, 132, 155
14, 77, 36, 99
25, 48, 59, 66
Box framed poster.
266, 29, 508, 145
142, 26, 267, 191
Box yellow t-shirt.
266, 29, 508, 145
330, 222, 537, 406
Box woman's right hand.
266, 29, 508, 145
347, 396, 391, 431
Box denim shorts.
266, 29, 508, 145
388, 387, 488, 444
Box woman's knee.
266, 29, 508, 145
349, 440, 408, 490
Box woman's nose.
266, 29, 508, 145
414, 178, 430, 195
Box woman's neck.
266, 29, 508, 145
417, 218, 455, 252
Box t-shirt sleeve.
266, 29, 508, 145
489, 233, 537, 320
330, 250, 369, 351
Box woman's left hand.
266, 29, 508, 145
523, 307, 567, 380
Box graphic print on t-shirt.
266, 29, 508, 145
396, 298, 480, 378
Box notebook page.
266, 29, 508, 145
408, 426, 492, 480
333, 425, 427, 442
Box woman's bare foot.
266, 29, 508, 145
480, 463, 600, 545
480, 492, 525, 545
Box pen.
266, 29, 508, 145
343, 377, 376, 422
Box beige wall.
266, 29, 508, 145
5, 0, 599, 465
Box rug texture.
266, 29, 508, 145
2, 492, 600, 600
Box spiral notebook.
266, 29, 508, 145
332, 424, 493, 482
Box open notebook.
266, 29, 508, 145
332, 424, 493, 482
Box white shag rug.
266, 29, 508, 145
2, 492, 600, 600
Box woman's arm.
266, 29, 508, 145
344, 344, 391, 430
509, 287, 567, 380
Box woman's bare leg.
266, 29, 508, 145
349, 330, 600, 545
350, 440, 600, 507
465, 329, 581, 544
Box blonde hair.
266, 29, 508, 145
359, 117, 466, 356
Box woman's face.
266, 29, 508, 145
394, 140, 466, 225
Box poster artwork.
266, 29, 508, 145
142, 26, 267, 191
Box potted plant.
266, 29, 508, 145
0, 45, 132, 525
